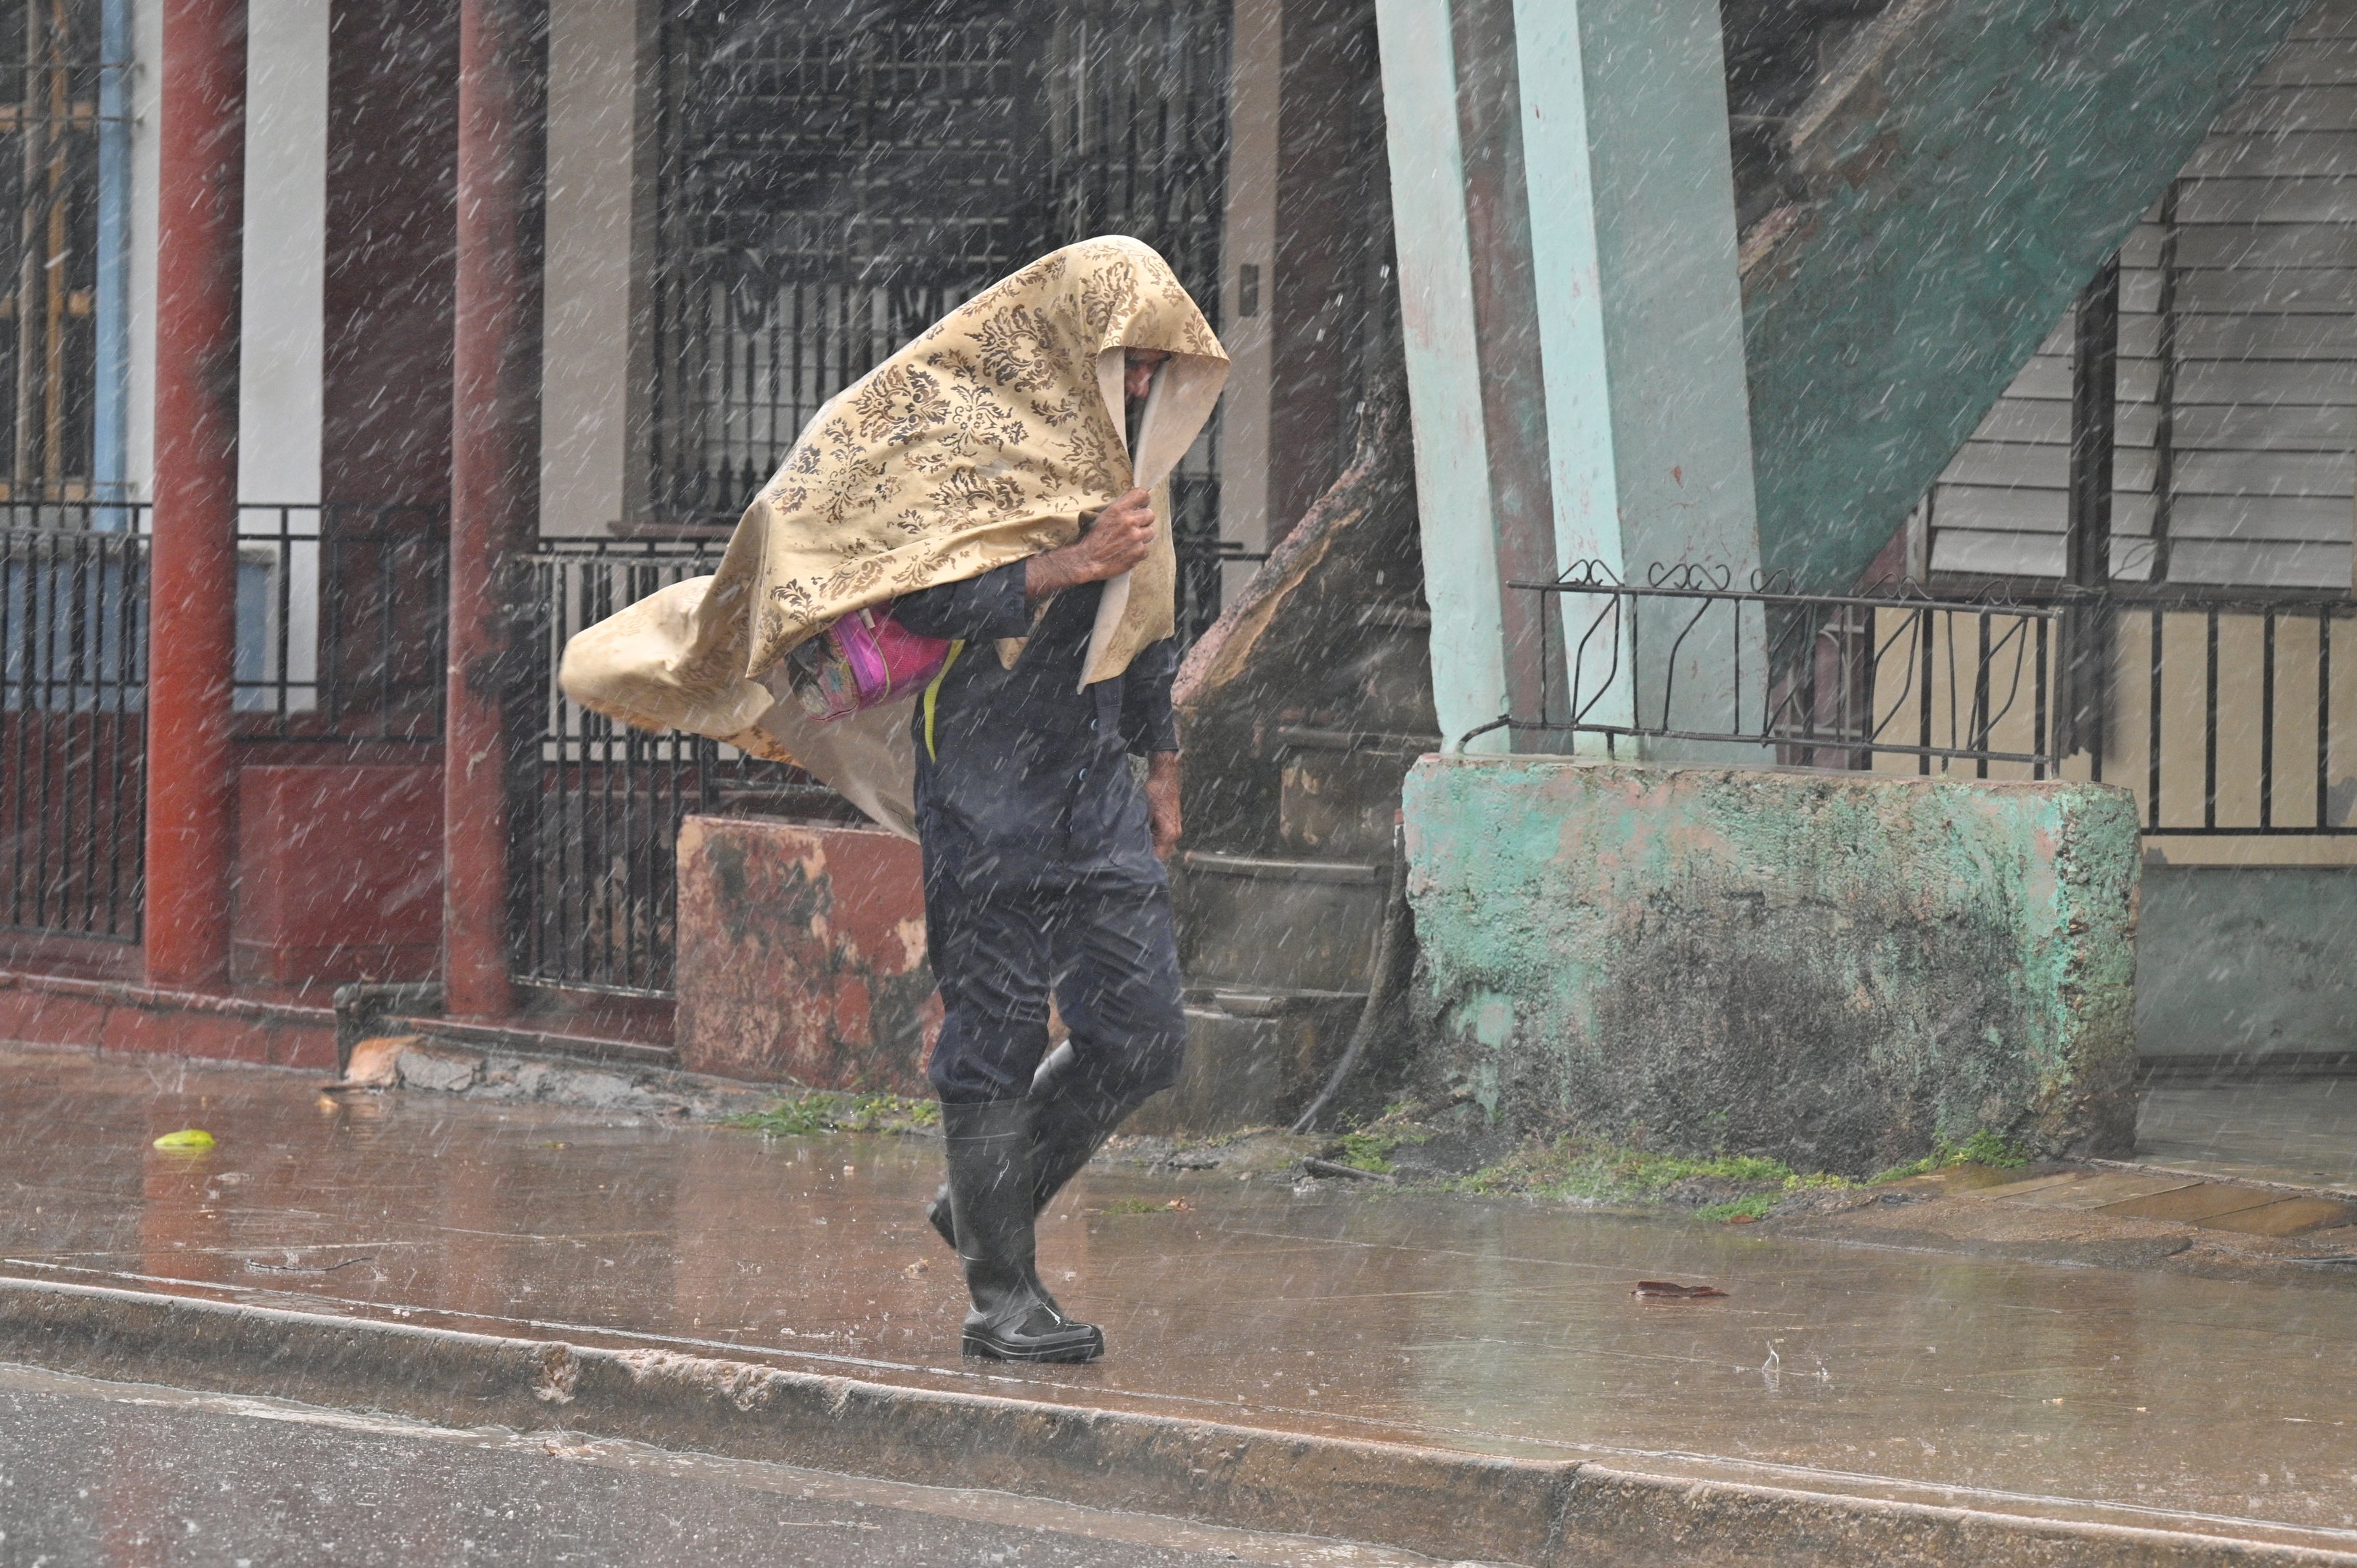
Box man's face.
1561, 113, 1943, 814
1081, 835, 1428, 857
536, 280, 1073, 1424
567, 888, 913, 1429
1124, 348, 1171, 406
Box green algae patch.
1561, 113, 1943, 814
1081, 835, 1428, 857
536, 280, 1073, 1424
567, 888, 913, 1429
1408, 1126, 1856, 1221
1329, 1106, 1435, 1175
1693, 1193, 1778, 1224
1868, 1129, 2031, 1185
726, 1092, 940, 1138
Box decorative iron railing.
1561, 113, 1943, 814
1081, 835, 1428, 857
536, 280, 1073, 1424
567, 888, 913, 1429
1498, 563, 2067, 774
1500, 564, 2357, 839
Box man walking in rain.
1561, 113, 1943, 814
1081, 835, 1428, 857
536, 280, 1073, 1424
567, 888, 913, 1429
891, 352, 1182, 1364
558, 237, 1226, 1365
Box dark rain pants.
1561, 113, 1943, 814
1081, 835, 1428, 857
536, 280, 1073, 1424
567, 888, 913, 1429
920, 870, 1187, 1106
891, 564, 1188, 1106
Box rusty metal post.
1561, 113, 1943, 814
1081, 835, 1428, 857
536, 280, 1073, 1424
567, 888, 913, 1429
144, 0, 245, 987
444, 0, 545, 1019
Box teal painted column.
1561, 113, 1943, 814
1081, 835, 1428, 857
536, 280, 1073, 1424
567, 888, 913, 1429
1378, 0, 1765, 757
1373, 0, 1508, 755
1515, 0, 1762, 756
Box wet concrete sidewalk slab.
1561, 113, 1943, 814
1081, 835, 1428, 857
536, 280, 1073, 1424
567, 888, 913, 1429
1, 1044, 2354, 1558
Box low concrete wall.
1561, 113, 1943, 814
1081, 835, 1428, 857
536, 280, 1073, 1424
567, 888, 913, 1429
674, 817, 938, 1092
1401, 758, 2141, 1175
2137, 865, 2357, 1060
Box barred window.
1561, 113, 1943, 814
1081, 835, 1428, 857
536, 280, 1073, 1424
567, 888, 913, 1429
650, 0, 1228, 526
0, 0, 110, 505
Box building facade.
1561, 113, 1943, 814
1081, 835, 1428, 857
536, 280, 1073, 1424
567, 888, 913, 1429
0, 0, 2347, 1136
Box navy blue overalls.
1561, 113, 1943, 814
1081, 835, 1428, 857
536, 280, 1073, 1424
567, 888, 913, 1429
891, 565, 1188, 1106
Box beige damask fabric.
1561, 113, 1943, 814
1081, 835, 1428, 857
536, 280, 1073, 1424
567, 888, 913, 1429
557, 235, 1227, 838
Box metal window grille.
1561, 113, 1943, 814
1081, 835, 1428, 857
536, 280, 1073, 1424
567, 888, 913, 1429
650, 0, 1230, 637
0, 0, 110, 502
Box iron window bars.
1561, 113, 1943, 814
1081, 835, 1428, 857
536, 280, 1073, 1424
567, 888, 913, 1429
650, 0, 1229, 526
0, 0, 118, 502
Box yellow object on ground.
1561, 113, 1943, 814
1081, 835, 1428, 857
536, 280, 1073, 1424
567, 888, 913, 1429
151, 1129, 216, 1152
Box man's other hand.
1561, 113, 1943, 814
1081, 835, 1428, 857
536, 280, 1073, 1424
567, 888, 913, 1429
1145, 751, 1182, 860
1027, 489, 1155, 600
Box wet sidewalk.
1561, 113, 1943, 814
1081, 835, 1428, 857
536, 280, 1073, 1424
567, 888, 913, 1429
1, 1044, 2354, 1557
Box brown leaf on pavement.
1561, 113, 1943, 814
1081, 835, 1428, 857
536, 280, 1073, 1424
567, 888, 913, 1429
1633, 1280, 1728, 1299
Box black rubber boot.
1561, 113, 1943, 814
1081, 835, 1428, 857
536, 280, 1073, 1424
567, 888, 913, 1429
1026, 1050, 1155, 1212
926, 1048, 1152, 1251
941, 1100, 1104, 1363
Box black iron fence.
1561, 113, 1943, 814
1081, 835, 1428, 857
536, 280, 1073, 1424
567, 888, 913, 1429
516, 541, 840, 997
2, 523, 145, 940
1503, 563, 2067, 773
3, 502, 449, 944
232, 502, 447, 742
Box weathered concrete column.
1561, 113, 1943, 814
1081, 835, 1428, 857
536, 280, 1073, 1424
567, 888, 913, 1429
1376, 0, 1762, 755
444, 0, 544, 1019
1373, 0, 1509, 753
1514, 0, 1762, 754
144, 0, 246, 988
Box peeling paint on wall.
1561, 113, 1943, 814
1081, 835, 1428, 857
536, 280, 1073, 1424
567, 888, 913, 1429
1402, 757, 2141, 1174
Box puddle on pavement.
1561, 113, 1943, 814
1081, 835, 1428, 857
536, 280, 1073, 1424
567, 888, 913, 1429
1, 1045, 2355, 1539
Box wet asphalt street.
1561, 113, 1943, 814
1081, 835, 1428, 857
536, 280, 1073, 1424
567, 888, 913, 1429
0, 1361, 1443, 1568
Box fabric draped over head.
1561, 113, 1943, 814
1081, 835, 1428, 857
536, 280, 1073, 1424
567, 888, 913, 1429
557, 236, 1228, 838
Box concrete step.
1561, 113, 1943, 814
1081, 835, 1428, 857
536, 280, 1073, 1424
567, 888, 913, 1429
1273, 724, 1434, 859
1130, 989, 1367, 1135
1173, 851, 1388, 996
1303, 608, 1437, 740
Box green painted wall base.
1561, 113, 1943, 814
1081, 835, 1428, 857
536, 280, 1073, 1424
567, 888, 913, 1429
1401, 757, 2141, 1174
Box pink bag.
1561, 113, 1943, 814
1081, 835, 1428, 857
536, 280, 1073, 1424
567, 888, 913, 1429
785, 603, 956, 722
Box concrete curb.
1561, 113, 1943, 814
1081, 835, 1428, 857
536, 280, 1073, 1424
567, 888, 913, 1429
0, 1275, 2347, 1568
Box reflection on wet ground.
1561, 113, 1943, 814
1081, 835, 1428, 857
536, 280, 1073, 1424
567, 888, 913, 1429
2139, 1079, 2357, 1193
1, 1045, 2353, 1545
